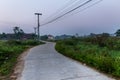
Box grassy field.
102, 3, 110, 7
0, 40, 44, 79
55, 37, 120, 78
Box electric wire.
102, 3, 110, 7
42, 0, 88, 25
70, 0, 103, 16
41, 0, 92, 26
42, 0, 82, 24
56, 0, 103, 21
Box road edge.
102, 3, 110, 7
10, 48, 31, 80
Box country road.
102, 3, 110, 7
20, 42, 115, 80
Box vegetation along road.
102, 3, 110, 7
20, 42, 115, 80
0, 40, 43, 80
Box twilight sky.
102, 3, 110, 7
0, 0, 120, 36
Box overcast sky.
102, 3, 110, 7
0, 0, 120, 36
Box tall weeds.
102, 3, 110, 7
56, 37, 120, 77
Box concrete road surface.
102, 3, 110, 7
20, 42, 115, 80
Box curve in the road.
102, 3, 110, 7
20, 42, 115, 80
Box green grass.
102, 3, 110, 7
55, 38, 120, 78
0, 40, 44, 76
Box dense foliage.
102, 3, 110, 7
55, 37, 120, 78
0, 40, 44, 76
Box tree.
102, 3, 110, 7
101, 33, 110, 37
115, 29, 120, 36
0, 32, 7, 39
41, 35, 48, 40
13, 26, 24, 40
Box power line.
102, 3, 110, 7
52, 0, 103, 22
70, 0, 103, 16
57, 0, 86, 15
41, 0, 103, 27
42, 0, 81, 24
41, 0, 92, 26
42, 0, 87, 25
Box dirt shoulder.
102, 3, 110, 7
10, 48, 30, 80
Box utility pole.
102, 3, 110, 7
35, 13, 42, 41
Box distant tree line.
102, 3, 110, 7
0, 28, 120, 40
0, 26, 36, 40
